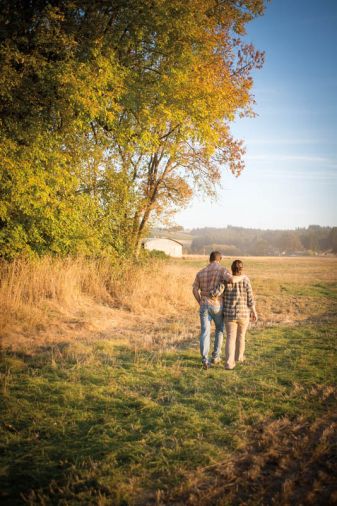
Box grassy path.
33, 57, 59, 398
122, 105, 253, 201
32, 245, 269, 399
1, 320, 337, 505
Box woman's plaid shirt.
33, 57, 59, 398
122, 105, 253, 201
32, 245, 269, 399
193, 262, 232, 306
210, 275, 255, 320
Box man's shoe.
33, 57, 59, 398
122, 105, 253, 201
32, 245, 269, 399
202, 360, 211, 370
211, 357, 221, 365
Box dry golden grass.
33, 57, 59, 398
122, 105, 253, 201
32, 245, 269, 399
1, 255, 336, 351
0, 257, 196, 351
0, 256, 111, 351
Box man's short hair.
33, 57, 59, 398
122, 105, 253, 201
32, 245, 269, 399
209, 251, 222, 262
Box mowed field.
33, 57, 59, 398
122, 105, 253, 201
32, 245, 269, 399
1, 256, 337, 505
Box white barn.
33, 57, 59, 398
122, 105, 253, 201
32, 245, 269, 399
143, 237, 183, 257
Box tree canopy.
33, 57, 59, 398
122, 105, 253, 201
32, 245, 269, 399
0, 0, 266, 259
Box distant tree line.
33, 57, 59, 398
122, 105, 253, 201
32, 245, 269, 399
190, 225, 337, 255
0, 0, 266, 260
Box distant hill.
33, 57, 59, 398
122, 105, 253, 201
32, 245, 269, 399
151, 225, 337, 256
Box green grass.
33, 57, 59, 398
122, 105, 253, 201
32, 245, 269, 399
283, 281, 337, 298
1, 321, 337, 505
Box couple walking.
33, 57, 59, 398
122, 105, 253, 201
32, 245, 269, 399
192, 251, 258, 370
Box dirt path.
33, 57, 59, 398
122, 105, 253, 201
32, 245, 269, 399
165, 387, 337, 506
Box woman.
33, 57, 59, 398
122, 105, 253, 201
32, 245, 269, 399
210, 259, 257, 370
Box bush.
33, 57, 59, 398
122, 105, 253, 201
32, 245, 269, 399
144, 249, 169, 260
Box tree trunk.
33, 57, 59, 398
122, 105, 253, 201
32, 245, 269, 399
131, 157, 173, 256
133, 205, 153, 257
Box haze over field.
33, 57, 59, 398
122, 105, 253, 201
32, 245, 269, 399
153, 225, 337, 256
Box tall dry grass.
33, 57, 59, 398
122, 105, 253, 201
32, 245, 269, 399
0, 256, 195, 311
2, 255, 337, 351
0, 256, 196, 349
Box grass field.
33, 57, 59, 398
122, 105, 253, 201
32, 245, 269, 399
1, 256, 337, 505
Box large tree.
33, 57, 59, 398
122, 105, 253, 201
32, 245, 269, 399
99, 0, 266, 253
0, 0, 266, 258
0, 1, 127, 257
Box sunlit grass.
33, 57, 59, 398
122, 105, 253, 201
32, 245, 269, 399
1, 321, 336, 504
1, 256, 336, 503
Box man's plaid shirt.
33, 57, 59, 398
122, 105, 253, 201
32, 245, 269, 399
193, 262, 231, 306
210, 275, 255, 320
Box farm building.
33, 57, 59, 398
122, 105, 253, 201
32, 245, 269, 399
142, 237, 183, 257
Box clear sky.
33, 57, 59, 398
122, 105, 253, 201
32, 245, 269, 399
176, 0, 337, 230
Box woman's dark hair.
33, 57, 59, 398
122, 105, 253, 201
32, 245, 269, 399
231, 259, 243, 275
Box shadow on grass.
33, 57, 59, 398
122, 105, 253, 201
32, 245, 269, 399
168, 407, 337, 506
1, 345, 204, 504
1, 322, 337, 505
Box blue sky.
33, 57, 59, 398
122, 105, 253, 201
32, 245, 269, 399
176, 0, 337, 230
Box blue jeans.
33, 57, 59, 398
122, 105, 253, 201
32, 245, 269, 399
199, 304, 224, 362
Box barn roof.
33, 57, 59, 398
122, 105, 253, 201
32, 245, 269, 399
142, 237, 183, 247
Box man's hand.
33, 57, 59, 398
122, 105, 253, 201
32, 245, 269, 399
192, 286, 201, 305
224, 270, 233, 283
209, 282, 225, 298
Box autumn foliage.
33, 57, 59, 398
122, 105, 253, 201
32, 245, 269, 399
0, 0, 265, 258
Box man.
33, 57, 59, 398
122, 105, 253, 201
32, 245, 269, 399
192, 251, 232, 369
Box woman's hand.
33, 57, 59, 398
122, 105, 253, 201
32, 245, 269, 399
251, 308, 258, 322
